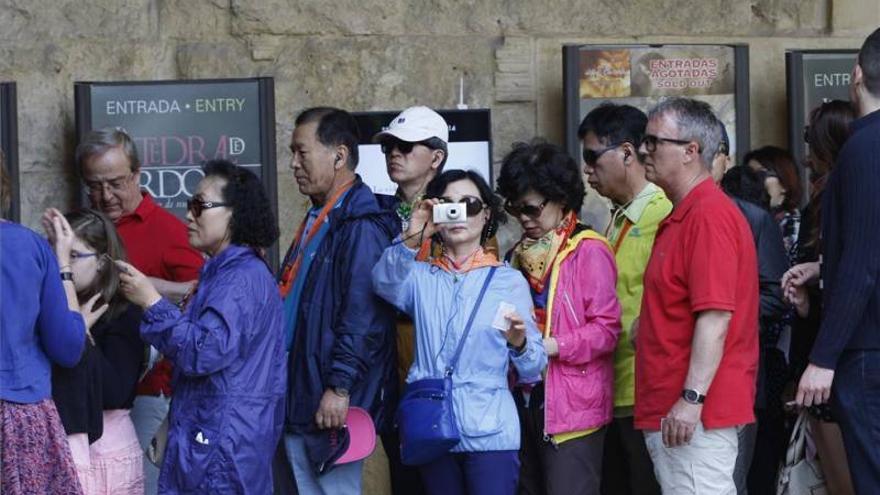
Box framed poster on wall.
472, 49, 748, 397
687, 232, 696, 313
786, 49, 858, 203
352, 109, 492, 195
0, 82, 19, 221
74, 77, 278, 266
564, 44, 750, 164
563, 44, 750, 227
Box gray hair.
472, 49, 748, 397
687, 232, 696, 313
647, 98, 722, 170
75, 127, 141, 175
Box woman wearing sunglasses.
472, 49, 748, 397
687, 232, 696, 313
114, 160, 286, 494
41, 208, 145, 494
496, 141, 621, 495
373, 169, 547, 495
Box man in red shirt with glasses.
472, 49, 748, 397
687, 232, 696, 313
634, 98, 758, 494
76, 127, 203, 495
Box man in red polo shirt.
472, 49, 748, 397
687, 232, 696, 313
76, 127, 204, 495
634, 98, 758, 494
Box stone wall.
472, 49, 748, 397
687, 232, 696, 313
1, 0, 877, 489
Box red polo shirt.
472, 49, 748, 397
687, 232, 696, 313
634, 178, 758, 430
116, 193, 204, 396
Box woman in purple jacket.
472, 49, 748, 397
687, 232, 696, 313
116, 160, 286, 494
497, 141, 622, 495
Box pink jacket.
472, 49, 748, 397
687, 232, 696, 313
543, 231, 621, 435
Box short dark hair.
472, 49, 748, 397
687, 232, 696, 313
721, 165, 770, 209
577, 103, 648, 150
76, 127, 141, 175
203, 159, 279, 249
742, 146, 801, 212
294, 107, 360, 170
858, 27, 880, 97
496, 140, 586, 213
425, 169, 505, 244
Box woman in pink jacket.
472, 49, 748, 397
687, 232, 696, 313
497, 141, 622, 495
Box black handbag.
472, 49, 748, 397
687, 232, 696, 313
397, 267, 497, 466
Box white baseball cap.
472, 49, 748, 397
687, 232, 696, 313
372, 106, 449, 144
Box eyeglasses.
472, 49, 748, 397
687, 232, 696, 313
187, 198, 231, 218
803, 125, 811, 145
437, 196, 487, 217
83, 173, 133, 195
641, 134, 698, 153
582, 143, 623, 165
380, 138, 432, 155
504, 199, 549, 218
70, 250, 98, 262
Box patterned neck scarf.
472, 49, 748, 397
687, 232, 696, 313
511, 210, 578, 293
431, 247, 501, 274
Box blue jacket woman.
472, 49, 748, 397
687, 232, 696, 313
117, 161, 285, 494
372, 170, 546, 495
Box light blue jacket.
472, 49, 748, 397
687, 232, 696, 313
372, 242, 546, 452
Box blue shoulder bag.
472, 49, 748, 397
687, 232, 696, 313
397, 266, 497, 466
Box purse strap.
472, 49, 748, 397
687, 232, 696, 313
445, 266, 498, 377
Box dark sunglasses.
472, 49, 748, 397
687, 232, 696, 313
803, 125, 811, 145
641, 134, 698, 153
582, 142, 623, 165
504, 199, 549, 218
187, 198, 231, 218
438, 196, 487, 216
380, 138, 432, 155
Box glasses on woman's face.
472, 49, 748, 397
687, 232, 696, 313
186, 198, 231, 218
803, 125, 811, 145
437, 196, 486, 217
380, 138, 431, 155
70, 250, 98, 263
504, 199, 549, 219
641, 134, 697, 153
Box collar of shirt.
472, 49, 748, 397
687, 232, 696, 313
851, 107, 880, 134
614, 182, 662, 225
665, 177, 716, 225
116, 191, 155, 224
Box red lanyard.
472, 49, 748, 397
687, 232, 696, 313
278, 180, 354, 297
612, 219, 633, 254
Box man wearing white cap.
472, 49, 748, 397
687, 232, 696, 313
373, 106, 449, 232
372, 106, 449, 495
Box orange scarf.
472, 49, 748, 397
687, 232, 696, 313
511, 211, 578, 293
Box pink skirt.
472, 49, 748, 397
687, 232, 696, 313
69, 409, 144, 495
0, 398, 83, 495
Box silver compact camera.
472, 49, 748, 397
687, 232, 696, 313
433, 203, 467, 224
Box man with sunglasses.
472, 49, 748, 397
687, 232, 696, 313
75, 127, 204, 495
634, 98, 759, 495
371, 107, 448, 495
578, 103, 670, 495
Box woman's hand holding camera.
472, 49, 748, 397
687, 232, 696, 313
403, 198, 440, 250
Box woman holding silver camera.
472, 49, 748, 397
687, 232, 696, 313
497, 141, 621, 495
372, 169, 546, 495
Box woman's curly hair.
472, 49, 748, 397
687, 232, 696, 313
495, 139, 586, 213
203, 159, 279, 249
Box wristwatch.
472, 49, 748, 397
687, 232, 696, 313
332, 387, 350, 398
60, 272, 74, 282
681, 388, 706, 404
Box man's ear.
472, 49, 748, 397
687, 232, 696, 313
431, 149, 445, 171
334, 146, 349, 170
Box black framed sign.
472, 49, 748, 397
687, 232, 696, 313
75, 77, 277, 265
786, 49, 858, 203
1, 82, 19, 221
352, 109, 493, 195
563, 44, 750, 167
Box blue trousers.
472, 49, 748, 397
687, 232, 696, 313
832, 350, 880, 493
419, 450, 519, 495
